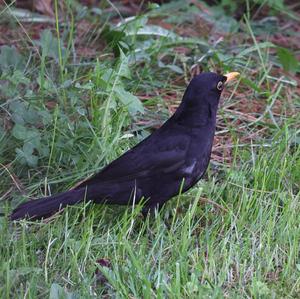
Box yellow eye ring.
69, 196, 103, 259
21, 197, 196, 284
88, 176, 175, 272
217, 81, 223, 91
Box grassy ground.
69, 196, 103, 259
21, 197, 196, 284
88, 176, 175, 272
0, 1, 300, 298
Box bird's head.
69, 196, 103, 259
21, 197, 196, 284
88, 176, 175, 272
187, 71, 240, 108
173, 71, 239, 126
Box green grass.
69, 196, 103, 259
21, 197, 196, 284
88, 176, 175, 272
0, 1, 300, 298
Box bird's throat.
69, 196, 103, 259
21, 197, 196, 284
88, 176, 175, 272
173, 101, 217, 128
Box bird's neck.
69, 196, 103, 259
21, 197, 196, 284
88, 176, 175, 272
172, 101, 217, 128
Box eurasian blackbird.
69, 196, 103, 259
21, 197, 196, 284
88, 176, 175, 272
11, 71, 239, 221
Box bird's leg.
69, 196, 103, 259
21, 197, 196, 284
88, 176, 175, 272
141, 199, 166, 218
142, 204, 156, 217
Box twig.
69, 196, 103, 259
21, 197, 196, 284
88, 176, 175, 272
198, 197, 228, 213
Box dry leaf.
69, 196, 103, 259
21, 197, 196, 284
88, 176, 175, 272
33, 0, 54, 16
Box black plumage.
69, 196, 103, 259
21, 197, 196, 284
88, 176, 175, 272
11, 72, 239, 221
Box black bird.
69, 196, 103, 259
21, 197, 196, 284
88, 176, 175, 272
11, 72, 239, 221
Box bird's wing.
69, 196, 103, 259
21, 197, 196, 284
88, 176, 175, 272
75, 130, 191, 187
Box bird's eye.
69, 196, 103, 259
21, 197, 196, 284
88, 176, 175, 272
216, 81, 224, 91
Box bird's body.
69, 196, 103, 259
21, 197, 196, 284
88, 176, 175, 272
11, 72, 239, 221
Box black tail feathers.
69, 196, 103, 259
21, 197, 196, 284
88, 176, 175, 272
10, 188, 86, 221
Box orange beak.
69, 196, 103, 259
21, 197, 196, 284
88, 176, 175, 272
224, 72, 240, 83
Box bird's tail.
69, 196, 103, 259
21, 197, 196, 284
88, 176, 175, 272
10, 188, 86, 221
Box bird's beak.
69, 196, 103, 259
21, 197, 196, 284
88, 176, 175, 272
224, 72, 240, 83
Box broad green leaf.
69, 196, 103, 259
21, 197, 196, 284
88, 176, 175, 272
265, 0, 284, 10
101, 25, 126, 48
118, 49, 131, 79
5, 8, 54, 23
36, 76, 56, 91
38, 29, 66, 61
8, 70, 30, 86
12, 124, 31, 140
126, 25, 177, 39
10, 101, 26, 125
23, 106, 42, 125
158, 60, 183, 74
277, 47, 299, 73
100, 68, 114, 86
115, 86, 144, 116
39, 110, 52, 125
0, 45, 25, 72
12, 124, 40, 141
165, 64, 183, 74
16, 147, 38, 167
116, 15, 148, 30
201, 6, 239, 33
8, 267, 42, 284
49, 283, 77, 299
23, 141, 35, 155
10, 100, 48, 126
117, 15, 177, 39
75, 82, 94, 90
